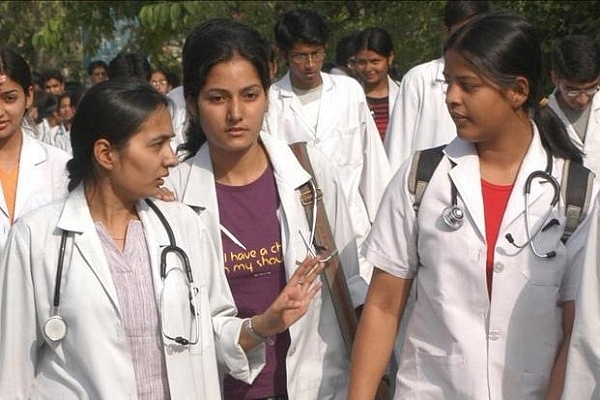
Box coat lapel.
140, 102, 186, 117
57, 186, 123, 317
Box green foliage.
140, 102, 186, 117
0, 0, 598, 89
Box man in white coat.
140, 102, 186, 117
384, 0, 491, 172
263, 8, 391, 286
548, 34, 600, 175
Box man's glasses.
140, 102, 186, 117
560, 82, 600, 98
151, 79, 168, 87
290, 50, 326, 64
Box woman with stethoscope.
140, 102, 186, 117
165, 19, 365, 399
349, 13, 598, 400
0, 79, 325, 399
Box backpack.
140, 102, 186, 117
408, 145, 594, 243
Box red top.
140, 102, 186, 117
481, 179, 513, 297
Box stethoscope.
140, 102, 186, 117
442, 151, 561, 258
43, 199, 200, 345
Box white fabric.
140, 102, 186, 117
385, 75, 400, 141
263, 71, 392, 283
166, 86, 187, 153
0, 186, 265, 399
563, 194, 600, 399
549, 91, 600, 176
384, 58, 457, 172
165, 132, 367, 399
364, 124, 597, 399
0, 133, 70, 254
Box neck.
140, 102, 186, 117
0, 129, 23, 171
85, 180, 139, 237
365, 77, 389, 98
477, 112, 533, 185
210, 141, 269, 186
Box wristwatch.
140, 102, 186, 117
243, 318, 275, 345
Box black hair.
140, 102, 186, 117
444, 12, 582, 162
38, 93, 59, 119
335, 31, 359, 68
40, 68, 65, 85
443, 0, 491, 30
86, 60, 108, 76
107, 52, 151, 82
274, 9, 331, 53
0, 47, 34, 126
551, 35, 600, 84
355, 27, 398, 80
179, 18, 270, 158
164, 70, 181, 89
0, 47, 33, 93
67, 79, 168, 191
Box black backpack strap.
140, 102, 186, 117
560, 159, 594, 243
408, 145, 447, 214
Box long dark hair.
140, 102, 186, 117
444, 12, 582, 162
67, 79, 168, 191
179, 18, 271, 159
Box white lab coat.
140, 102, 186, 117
549, 91, 600, 175
0, 186, 265, 399
364, 125, 596, 399
562, 194, 600, 399
167, 86, 188, 153
263, 71, 392, 282
0, 133, 70, 253
166, 132, 367, 399
384, 58, 457, 172
384, 75, 400, 141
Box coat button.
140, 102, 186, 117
493, 262, 504, 273
288, 346, 296, 356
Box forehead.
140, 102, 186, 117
45, 78, 62, 86
289, 42, 325, 54
151, 71, 167, 79
443, 49, 478, 77
0, 75, 25, 93
560, 76, 600, 89
356, 49, 386, 60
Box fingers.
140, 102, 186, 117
154, 186, 177, 202
293, 255, 325, 286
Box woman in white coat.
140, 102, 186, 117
349, 13, 596, 400
165, 19, 365, 399
0, 79, 324, 399
354, 27, 400, 142
0, 47, 70, 253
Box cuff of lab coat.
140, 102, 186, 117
216, 318, 266, 384
347, 275, 368, 308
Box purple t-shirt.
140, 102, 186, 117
217, 164, 290, 399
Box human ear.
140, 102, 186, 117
550, 71, 560, 88
510, 77, 530, 109
93, 139, 116, 171
25, 86, 34, 109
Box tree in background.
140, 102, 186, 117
1, 1, 597, 90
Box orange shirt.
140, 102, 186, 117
0, 165, 19, 224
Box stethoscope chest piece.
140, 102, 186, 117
44, 315, 67, 342
442, 205, 464, 230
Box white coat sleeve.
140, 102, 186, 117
195, 220, 266, 384
0, 224, 40, 398
384, 72, 423, 173
358, 92, 392, 224
562, 195, 600, 399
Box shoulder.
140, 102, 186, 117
327, 73, 362, 91
401, 58, 442, 82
